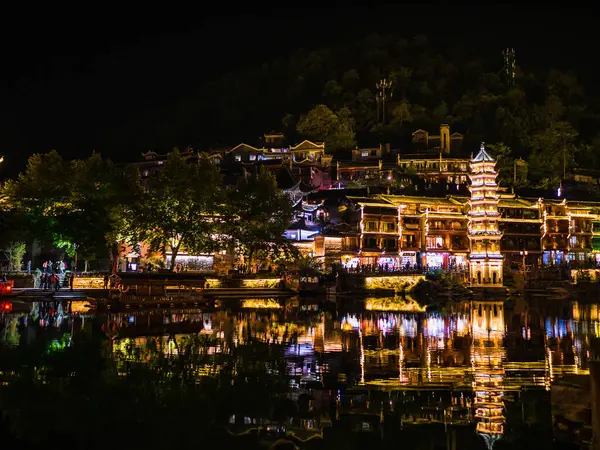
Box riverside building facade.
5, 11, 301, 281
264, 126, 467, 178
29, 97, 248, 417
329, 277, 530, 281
127, 137, 600, 275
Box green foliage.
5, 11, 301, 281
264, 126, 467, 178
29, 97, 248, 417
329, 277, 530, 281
227, 167, 297, 266
101, 33, 600, 179
296, 104, 357, 152
2, 150, 69, 244
412, 273, 472, 305
3, 151, 141, 265
126, 151, 225, 270
528, 121, 579, 183
487, 142, 528, 187
293, 254, 323, 275
391, 100, 412, 126
3, 241, 26, 271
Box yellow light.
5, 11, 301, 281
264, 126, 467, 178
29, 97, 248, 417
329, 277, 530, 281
240, 278, 279, 289
240, 299, 282, 309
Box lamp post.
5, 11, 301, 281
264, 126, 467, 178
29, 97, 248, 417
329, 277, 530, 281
73, 243, 77, 276
519, 250, 528, 274
513, 158, 526, 188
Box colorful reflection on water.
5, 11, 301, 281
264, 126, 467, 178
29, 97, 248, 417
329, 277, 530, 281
1, 296, 598, 449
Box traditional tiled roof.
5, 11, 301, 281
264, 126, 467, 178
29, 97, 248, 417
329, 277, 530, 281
471, 143, 495, 162
228, 143, 264, 153
290, 140, 325, 151
498, 197, 538, 208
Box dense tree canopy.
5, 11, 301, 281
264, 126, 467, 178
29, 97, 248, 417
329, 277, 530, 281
296, 105, 357, 152
100, 33, 600, 187
1, 148, 298, 271
126, 151, 225, 270
2, 151, 142, 267
227, 167, 297, 266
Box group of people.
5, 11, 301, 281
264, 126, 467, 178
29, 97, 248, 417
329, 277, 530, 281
39, 272, 74, 291
42, 260, 68, 274
35, 260, 75, 290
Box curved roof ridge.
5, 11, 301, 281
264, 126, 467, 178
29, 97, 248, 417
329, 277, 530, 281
471, 142, 495, 163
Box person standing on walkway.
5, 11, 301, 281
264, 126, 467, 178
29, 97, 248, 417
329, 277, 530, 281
69, 272, 74, 291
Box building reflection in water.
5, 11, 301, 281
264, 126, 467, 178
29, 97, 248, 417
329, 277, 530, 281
6, 297, 600, 447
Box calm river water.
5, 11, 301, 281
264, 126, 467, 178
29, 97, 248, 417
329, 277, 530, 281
0, 295, 596, 449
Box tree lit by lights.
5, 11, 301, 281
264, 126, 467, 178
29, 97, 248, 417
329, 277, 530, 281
47, 333, 72, 354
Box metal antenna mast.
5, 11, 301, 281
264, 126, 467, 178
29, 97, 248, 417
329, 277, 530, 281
502, 48, 516, 87
376, 78, 393, 124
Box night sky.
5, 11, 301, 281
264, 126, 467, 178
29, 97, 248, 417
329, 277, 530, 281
0, 4, 596, 178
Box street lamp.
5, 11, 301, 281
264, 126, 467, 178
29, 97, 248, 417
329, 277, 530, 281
519, 250, 528, 274
73, 243, 77, 276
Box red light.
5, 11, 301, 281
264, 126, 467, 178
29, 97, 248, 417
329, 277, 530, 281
1, 301, 12, 312
5, 285, 11, 292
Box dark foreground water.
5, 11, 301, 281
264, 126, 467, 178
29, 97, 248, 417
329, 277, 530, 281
0, 296, 596, 449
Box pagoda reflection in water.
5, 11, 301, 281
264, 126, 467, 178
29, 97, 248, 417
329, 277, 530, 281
471, 301, 505, 449
15, 296, 600, 447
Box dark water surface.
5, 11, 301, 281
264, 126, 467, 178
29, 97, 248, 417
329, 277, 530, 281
0, 296, 596, 449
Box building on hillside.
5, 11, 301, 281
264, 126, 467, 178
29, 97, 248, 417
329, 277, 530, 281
570, 168, 600, 185
136, 149, 198, 186
290, 140, 326, 162
224, 140, 325, 164
263, 132, 287, 148
411, 124, 463, 155
226, 143, 275, 163
291, 161, 333, 190
467, 143, 504, 286
334, 125, 470, 189
395, 153, 470, 185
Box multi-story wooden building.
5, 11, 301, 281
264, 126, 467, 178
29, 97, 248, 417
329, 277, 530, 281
316, 190, 600, 271
540, 200, 600, 265
498, 196, 542, 267
336, 194, 469, 270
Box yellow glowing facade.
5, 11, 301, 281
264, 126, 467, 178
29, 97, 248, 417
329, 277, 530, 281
468, 143, 503, 286
240, 299, 282, 309
240, 278, 280, 289
364, 275, 425, 291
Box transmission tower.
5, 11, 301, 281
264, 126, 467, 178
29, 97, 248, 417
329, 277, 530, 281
502, 48, 516, 87
376, 78, 393, 124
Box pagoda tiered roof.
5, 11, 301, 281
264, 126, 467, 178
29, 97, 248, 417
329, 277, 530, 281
471, 143, 495, 163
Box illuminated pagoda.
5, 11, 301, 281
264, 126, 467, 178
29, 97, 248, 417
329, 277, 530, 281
468, 143, 503, 286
